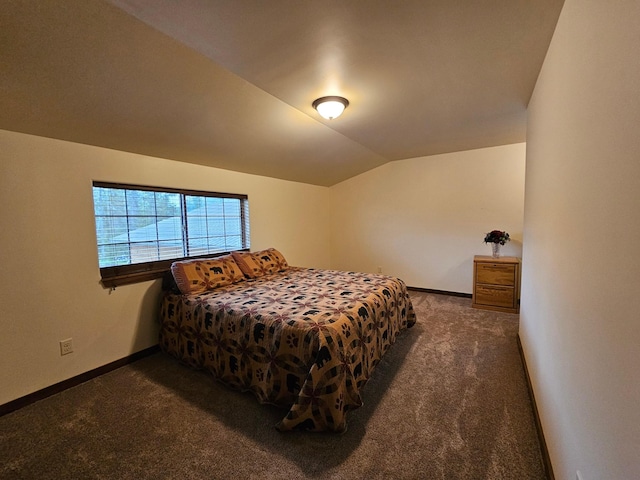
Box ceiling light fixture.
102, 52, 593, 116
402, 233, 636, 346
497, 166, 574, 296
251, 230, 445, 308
312, 96, 349, 120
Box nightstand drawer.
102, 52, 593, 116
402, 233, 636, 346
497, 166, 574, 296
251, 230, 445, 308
474, 285, 516, 309
476, 262, 516, 286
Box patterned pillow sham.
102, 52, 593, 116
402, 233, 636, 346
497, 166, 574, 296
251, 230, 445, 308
171, 256, 243, 295
256, 248, 289, 274
232, 248, 289, 278
231, 251, 264, 278
217, 254, 245, 283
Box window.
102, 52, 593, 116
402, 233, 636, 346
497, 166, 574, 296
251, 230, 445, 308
92, 182, 250, 287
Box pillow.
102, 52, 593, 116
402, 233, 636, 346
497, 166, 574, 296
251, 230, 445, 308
217, 254, 245, 283
267, 248, 289, 271
232, 248, 290, 278
231, 251, 265, 279
255, 248, 289, 274
171, 258, 234, 294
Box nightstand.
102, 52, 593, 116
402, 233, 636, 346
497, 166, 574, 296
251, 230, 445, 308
472, 255, 521, 314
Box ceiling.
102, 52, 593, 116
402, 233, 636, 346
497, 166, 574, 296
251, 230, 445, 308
1, 0, 564, 186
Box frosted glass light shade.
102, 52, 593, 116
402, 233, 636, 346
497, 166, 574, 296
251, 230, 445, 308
312, 96, 349, 120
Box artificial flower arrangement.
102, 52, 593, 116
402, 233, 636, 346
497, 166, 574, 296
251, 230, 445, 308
484, 230, 510, 245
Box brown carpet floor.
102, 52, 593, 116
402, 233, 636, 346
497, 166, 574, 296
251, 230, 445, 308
0, 292, 545, 479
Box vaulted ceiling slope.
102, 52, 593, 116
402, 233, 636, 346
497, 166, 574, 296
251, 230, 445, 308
1, 1, 563, 186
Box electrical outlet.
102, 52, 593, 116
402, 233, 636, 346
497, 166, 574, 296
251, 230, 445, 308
60, 338, 73, 356
377, 266, 382, 273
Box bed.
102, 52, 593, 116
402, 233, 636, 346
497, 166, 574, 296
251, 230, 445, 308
158, 248, 416, 432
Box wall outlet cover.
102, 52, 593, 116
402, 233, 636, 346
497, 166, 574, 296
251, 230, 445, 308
60, 338, 73, 356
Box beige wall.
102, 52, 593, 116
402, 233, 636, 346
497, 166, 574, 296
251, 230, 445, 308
330, 143, 526, 293
522, 1, 640, 479
0, 129, 331, 405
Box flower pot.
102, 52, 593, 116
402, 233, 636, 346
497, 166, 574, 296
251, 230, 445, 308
491, 243, 501, 258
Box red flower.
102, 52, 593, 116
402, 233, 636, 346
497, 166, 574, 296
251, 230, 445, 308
484, 230, 510, 245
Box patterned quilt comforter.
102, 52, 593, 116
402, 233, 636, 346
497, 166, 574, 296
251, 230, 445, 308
158, 267, 416, 432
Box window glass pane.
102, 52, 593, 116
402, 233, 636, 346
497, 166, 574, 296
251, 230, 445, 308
97, 244, 130, 268
223, 197, 240, 214
185, 195, 205, 213
156, 216, 182, 241
224, 217, 241, 236
156, 192, 181, 216
129, 241, 160, 264
207, 236, 227, 251
226, 235, 243, 251
93, 187, 126, 216
187, 238, 209, 257
95, 216, 128, 245
158, 240, 184, 260
126, 190, 156, 216
128, 216, 159, 242
206, 196, 225, 216
206, 217, 225, 237
186, 215, 207, 239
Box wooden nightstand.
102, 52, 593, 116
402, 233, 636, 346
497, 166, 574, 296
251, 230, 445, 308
472, 255, 521, 314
